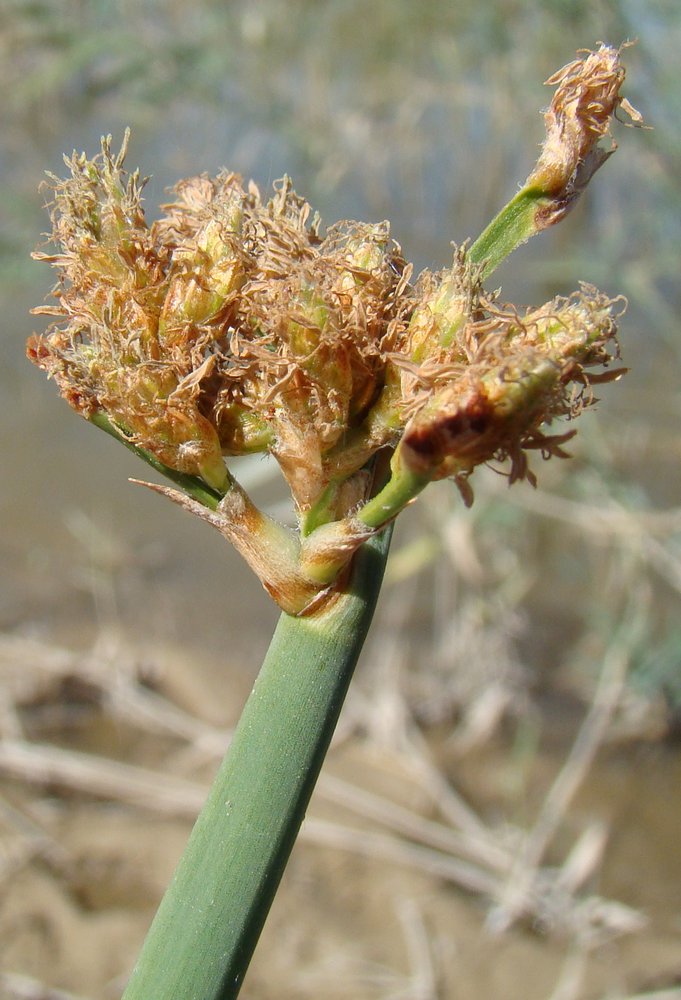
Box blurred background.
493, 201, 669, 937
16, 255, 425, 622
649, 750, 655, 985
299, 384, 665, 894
1, 2, 681, 998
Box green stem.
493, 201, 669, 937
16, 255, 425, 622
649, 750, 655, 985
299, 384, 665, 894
469, 185, 547, 279
120, 524, 393, 1000
357, 462, 429, 530
91, 411, 226, 510
300, 478, 344, 536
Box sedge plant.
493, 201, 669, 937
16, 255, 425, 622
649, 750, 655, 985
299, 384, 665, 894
28, 45, 642, 1000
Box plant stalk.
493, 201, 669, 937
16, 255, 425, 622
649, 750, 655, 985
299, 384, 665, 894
120, 524, 393, 1000
469, 186, 548, 278
91, 411, 226, 510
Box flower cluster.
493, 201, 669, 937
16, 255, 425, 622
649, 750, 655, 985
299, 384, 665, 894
28, 156, 621, 506
28, 44, 637, 610
28, 139, 413, 508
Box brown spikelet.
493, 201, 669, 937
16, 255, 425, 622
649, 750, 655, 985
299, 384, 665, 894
527, 43, 644, 224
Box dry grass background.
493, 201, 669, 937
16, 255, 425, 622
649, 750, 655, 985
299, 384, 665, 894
1, 2, 681, 997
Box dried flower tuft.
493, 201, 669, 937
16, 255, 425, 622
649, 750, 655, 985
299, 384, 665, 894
396, 284, 624, 502
527, 43, 644, 226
